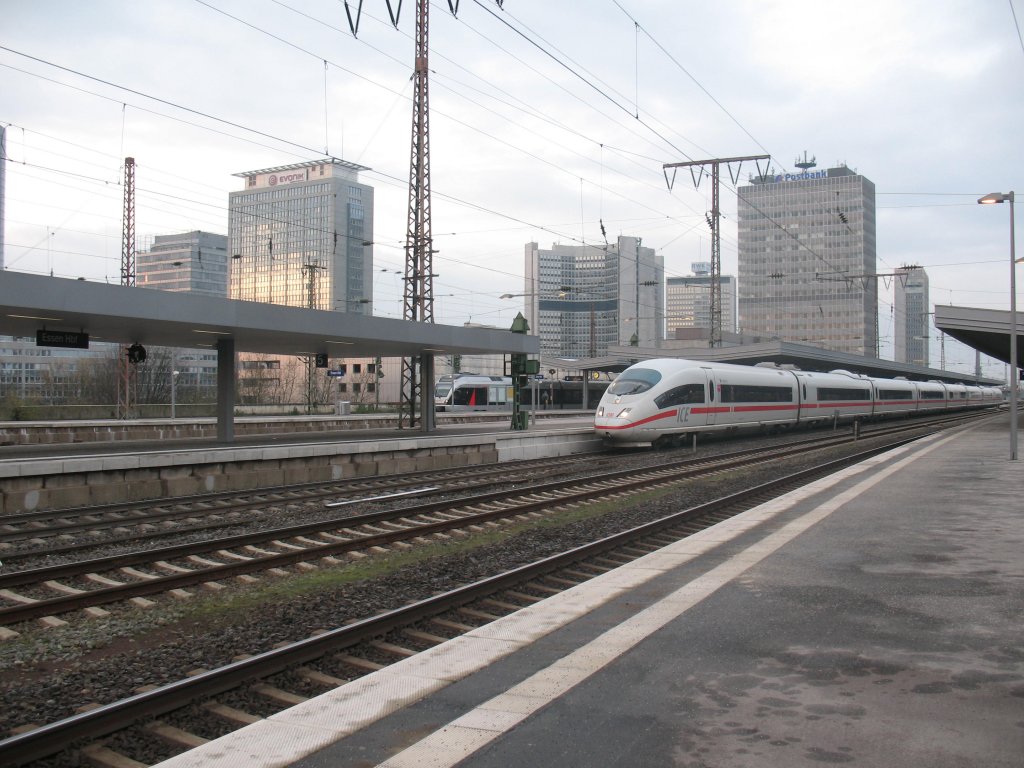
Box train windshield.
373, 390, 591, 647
607, 368, 662, 395
434, 383, 452, 398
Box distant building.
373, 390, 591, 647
666, 262, 737, 337
228, 159, 389, 406
737, 161, 877, 356
138, 231, 229, 297
893, 265, 930, 365
524, 237, 664, 359
0, 125, 6, 269
228, 159, 374, 313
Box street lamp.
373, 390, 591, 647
171, 369, 180, 420
978, 191, 1019, 460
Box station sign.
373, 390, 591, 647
36, 329, 89, 349
327, 370, 345, 378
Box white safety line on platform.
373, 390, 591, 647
371, 432, 958, 768
151, 430, 960, 768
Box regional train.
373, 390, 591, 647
595, 358, 1004, 447
435, 373, 610, 412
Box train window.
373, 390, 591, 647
720, 384, 793, 403
654, 384, 705, 409
453, 386, 487, 406
919, 390, 945, 400
818, 387, 870, 401
876, 388, 913, 400
607, 368, 662, 395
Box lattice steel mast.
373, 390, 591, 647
664, 154, 769, 348
400, 0, 435, 429
117, 157, 136, 418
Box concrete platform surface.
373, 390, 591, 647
154, 416, 1024, 768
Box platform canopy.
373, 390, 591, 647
0, 272, 537, 359
934, 304, 1021, 369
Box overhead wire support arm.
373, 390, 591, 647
663, 154, 770, 349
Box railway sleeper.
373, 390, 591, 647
458, 606, 502, 622
145, 720, 209, 749
252, 684, 308, 707
430, 616, 475, 633
403, 627, 449, 645
296, 667, 349, 688
202, 702, 264, 726
369, 640, 418, 659
337, 654, 385, 674
80, 742, 147, 768
480, 597, 525, 613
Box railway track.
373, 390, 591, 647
0, 410, 990, 630
0, 452, 605, 547
0, 431, 937, 768
0, 409, 986, 559
0, 432, 856, 627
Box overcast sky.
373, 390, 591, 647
2, 0, 1022, 377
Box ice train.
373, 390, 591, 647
595, 358, 1003, 447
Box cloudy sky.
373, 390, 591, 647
2, 0, 1022, 376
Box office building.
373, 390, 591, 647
666, 262, 737, 337
524, 237, 664, 359
737, 161, 877, 356
138, 231, 229, 297
893, 265, 930, 366
1, 125, 6, 269
229, 159, 374, 313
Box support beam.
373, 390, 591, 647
216, 338, 236, 442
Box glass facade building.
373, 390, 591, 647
138, 231, 229, 297
737, 165, 877, 356
893, 266, 930, 365
524, 236, 664, 359
666, 262, 737, 337
228, 159, 374, 313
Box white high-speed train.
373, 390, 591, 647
594, 358, 1003, 447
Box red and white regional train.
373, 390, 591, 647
595, 358, 1003, 447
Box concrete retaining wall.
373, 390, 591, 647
0, 428, 603, 515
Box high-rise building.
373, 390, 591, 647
229, 159, 374, 313
524, 236, 664, 359
138, 231, 229, 297
1, 125, 6, 269
737, 161, 877, 356
666, 262, 737, 337
893, 265, 930, 366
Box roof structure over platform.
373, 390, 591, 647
559, 338, 1002, 386
934, 304, 1020, 370
0, 272, 537, 359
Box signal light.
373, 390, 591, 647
127, 344, 147, 364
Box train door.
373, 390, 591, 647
702, 367, 717, 426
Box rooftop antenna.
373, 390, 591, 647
794, 151, 817, 170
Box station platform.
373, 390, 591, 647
155, 414, 1024, 768
0, 415, 601, 514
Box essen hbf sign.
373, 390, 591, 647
36, 330, 89, 349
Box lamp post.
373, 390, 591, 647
171, 369, 180, 420
978, 191, 1018, 461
